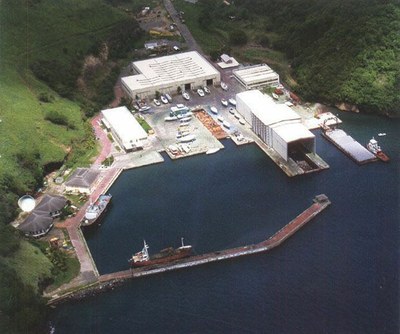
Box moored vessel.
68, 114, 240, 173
82, 194, 112, 226
129, 238, 192, 267
367, 137, 390, 162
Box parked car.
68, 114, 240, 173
182, 91, 190, 100
153, 98, 161, 106
160, 95, 169, 104
165, 93, 172, 103
197, 88, 205, 97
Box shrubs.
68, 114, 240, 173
45, 111, 76, 129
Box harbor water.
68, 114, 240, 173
51, 112, 399, 334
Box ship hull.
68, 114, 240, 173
81, 195, 112, 227
130, 248, 192, 267
376, 151, 390, 162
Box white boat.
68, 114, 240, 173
239, 118, 246, 125
206, 148, 220, 155
228, 98, 236, 106
153, 98, 161, 106
177, 111, 193, 119
229, 107, 235, 114
160, 95, 169, 104
222, 121, 231, 129
180, 117, 192, 123
177, 134, 196, 142
182, 91, 190, 100
176, 130, 190, 139
378, 133, 386, 137
217, 115, 224, 122
221, 98, 228, 107
234, 112, 240, 119
272, 93, 279, 100
221, 82, 228, 91
203, 86, 210, 94
197, 88, 205, 97
210, 106, 218, 115
165, 115, 178, 121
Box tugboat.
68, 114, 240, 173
367, 137, 390, 162
81, 194, 112, 226
129, 238, 192, 267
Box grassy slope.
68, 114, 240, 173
0, 0, 128, 180
1, 241, 52, 293
0, 0, 131, 289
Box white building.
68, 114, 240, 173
236, 90, 315, 161
233, 64, 280, 89
121, 51, 221, 99
101, 106, 148, 152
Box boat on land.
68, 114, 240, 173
221, 82, 228, 91
206, 148, 220, 155
129, 238, 192, 267
160, 95, 169, 104
182, 91, 190, 100
82, 194, 112, 226
177, 134, 196, 142
272, 93, 279, 100
221, 98, 228, 107
164, 115, 178, 121
217, 115, 224, 122
367, 137, 390, 162
210, 106, 218, 115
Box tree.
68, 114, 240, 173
229, 29, 248, 46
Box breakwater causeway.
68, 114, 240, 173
48, 194, 330, 306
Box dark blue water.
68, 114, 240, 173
52, 112, 399, 334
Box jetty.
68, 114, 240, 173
48, 195, 330, 305
322, 128, 376, 165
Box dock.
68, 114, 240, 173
46, 194, 330, 306
322, 129, 377, 165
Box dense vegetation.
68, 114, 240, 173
178, 0, 400, 115
0, 0, 144, 332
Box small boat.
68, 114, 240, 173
378, 133, 386, 137
228, 98, 236, 106
239, 118, 246, 125
177, 134, 196, 142
153, 99, 161, 106
229, 107, 235, 115
210, 106, 218, 115
197, 88, 205, 97
272, 93, 279, 100
203, 86, 210, 94
222, 121, 231, 129
221, 82, 228, 91
206, 148, 220, 155
217, 115, 224, 122
82, 194, 112, 226
129, 238, 192, 268
165, 115, 178, 121
234, 112, 240, 119
367, 137, 390, 162
221, 98, 228, 107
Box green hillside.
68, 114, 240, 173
0, 1, 142, 332
176, 0, 400, 115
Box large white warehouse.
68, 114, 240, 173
101, 106, 148, 152
233, 64, 280, 89
121, 51, 221, 99
236, 90, 315, 161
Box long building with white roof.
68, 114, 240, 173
121, 51, 221, 99
236, 90, 315, 161
101, 106, 148, 152
233, 64, 280, 89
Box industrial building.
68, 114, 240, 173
121, 51, 221, 99
233, 64, 280, 90
236, 90, 315, 162
101, 106, 148, 152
